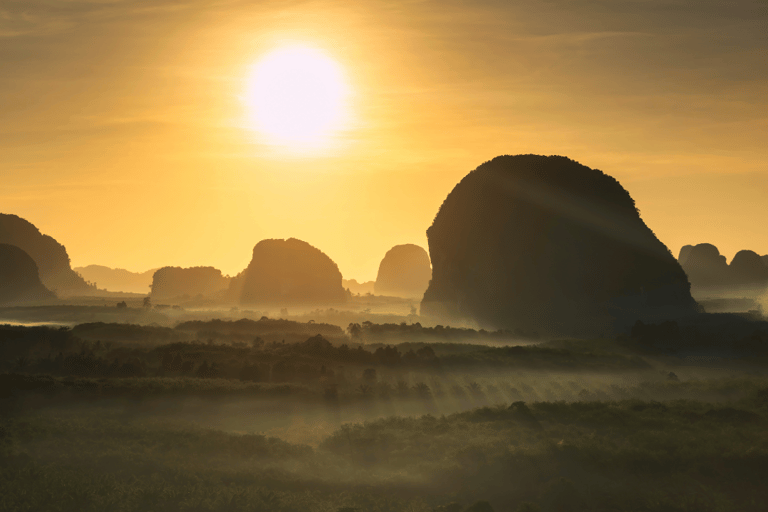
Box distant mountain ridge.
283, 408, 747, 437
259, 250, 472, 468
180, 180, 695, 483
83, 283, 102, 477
74, 265, 159, 294
342, 279, 375, 296
0, 213, 93, 295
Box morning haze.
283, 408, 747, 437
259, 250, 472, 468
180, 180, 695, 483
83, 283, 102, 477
2, 0, 767, 281
2, 1, 768, 511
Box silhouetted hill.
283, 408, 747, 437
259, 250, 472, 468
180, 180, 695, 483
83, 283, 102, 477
678, 245, 694, 266
0, 213, 93, 294
238, 238, 347, 305
678, 244, 768, 293
343, 279, 375, 296
374, 244, 432, 298
74, 265, 158, 294
0, 243, 56, 304
680, 243, 730, 288
729, 250, 768, 288
421, 155, 698, 335
150, 266, 230, 300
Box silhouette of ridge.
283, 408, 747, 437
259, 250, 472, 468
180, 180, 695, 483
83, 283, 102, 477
0, 243, 56, 304
237, 238, 347, 305
74, 265, 158, 294
343, 279, 375, 296
374, 244, 432, 298
421, 154, 698, 335
680, 243, 729, 288
730, 250, 768, 288
679, 243, 768, 292
0, 213, 93, 294
678, 245, 694, 266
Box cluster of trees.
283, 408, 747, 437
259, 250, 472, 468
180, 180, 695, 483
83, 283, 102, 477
624, 315, 768, 354
0, 324, 442, 386
346, 321, 539, 343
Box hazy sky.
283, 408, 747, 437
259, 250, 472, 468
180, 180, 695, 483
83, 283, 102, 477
2, 0, 767, 281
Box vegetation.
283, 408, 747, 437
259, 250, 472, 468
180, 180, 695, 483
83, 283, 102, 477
2, 318, 768, 511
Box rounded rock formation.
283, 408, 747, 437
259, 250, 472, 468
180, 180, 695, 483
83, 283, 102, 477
680, 243, 730, 289
421, 155, 698, 335
728, 250, 768, 288
238, 238, 347, 305
0, 243, 56, 304
374, 244, 432, 298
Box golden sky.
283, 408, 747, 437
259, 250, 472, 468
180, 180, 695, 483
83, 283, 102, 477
2, 0, 767, 281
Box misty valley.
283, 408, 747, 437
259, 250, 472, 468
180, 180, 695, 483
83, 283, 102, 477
3, 155, 768, 511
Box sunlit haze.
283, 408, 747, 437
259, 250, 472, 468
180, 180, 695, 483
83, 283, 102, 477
1, 0, 767, 281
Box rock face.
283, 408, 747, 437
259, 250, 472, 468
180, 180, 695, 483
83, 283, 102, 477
421, 155, 698, 335
678, 245, 694, 266
678, 244, 768, 292
729, 250, 768, 288
680, 243, 729, 288
75, 265, 158, 294
374, 244, 432, 298
238, 238, 347, 305
0, 214, 93, 294
150, 267, 230, 299
0, 244, 56, 304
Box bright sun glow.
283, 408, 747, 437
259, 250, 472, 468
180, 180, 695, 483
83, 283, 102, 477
244, 46, 350, 149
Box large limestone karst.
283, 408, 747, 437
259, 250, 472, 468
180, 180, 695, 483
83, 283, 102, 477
421, 155, 698, 335
678, 245, 694, 266
728, 250, 768, 288
679, 243, 730, 289
678, 244, 768, 292
0, 243, 56, 304
150, 266, 230, 300
238, 238, 347, 305
0, 214, 93, 294
374, 244, 432, 298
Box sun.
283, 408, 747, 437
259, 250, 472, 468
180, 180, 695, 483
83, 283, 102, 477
243, 46, 350, 149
